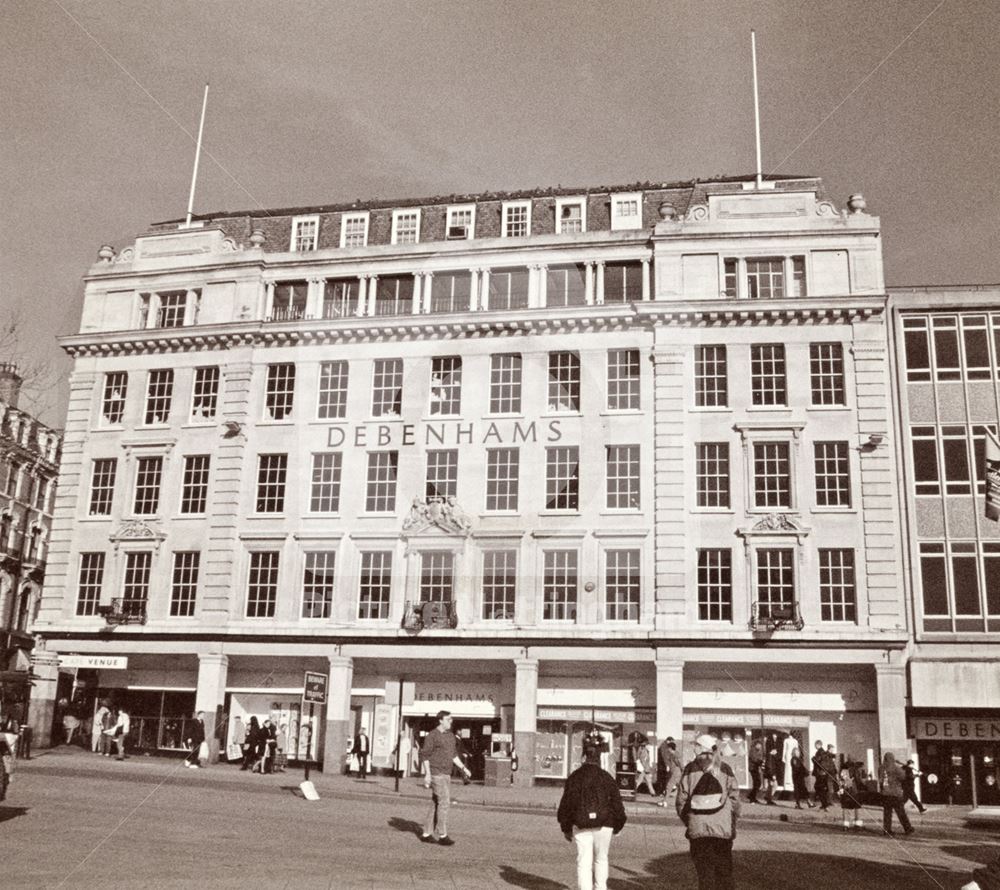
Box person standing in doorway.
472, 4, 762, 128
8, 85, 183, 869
812, 740, 830, 809
747, 740, 764, 804
902, 760, 927, 814
557, 731, 627, 890
676, 734, 740, 890
111, 708, 130, 760
185, 712, 205, 769
352, 727, 371, 780
880, 752, 915, 836
419, 711, 471, 845
92, 700, 109, 754
791, 747, 813, 809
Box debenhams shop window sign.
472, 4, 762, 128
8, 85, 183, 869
913, 717, 1000, 741
327, 419, 564, 449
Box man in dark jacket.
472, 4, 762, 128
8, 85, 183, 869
557, 735, 627, 890
352, 728, 371, 779
185, 711, 206, 768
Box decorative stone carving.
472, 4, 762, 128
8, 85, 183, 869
815, 201, 838, 217
220, 237, 238, 252
97, 245, 115, 263
249, 229, 266, 248
114, 247, 135, 264
401, 495, 472, 536
110, 519, 166, 550
685, 203, 709, 221
658, 201, 676, 220
847, 193, 867, 214
752, 513, 800, 532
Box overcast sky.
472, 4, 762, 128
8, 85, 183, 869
2, 0, 998, 424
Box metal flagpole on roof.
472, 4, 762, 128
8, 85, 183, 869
751, 31, 763, 189
184, 84, 210, 228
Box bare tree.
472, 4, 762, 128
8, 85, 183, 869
0, 309, 60, 419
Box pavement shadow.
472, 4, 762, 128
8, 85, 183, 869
0, 805, 29, 823
497, 866, 568, 889
942, 844, 1000, 866
387, 817, 423, 837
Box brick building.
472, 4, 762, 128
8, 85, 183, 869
0, 364, 61, 728
30, 175, 911, 785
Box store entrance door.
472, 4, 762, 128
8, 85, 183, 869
450, 718, 499, 781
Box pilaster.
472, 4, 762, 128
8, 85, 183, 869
513, 657, 538, 787
322, 654, 354, 773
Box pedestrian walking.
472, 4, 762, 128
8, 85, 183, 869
92, 700, 110, 753
790, 747, 812, 809
902, 760, 927, 814
352, 727, 371, 779
839, 762, 863, 830
261, 719, 277, 773
241, 716, 260, 771
880, 752, 915, 836
557, 730, 627, 890
656, 738, 681, 808
185, 711, 206, 769
274, 722, 288, 773
633, 733, 656, 799
106, 708, 130, 760
762, 742, 780, 805
676, 734, 740, 890
746, 740, 764, 804
812, 740, 830, 809
419, 711, 471, 845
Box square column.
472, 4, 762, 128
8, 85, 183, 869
655, 655, 684, 742
195, 653, 229, 762
875, 661, 908, 760
322, 655, 354, 773
513, 657, 538, 787
28, 650, 61, 749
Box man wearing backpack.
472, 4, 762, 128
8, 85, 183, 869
676, 734, 740, 890
557, 733, 627, 890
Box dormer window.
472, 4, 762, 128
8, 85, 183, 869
137, 290, 200, 329
556, 197, 586, 234
502, 201, 531, 238
290, 216, 319, 252
724, 256, 807, 299
446, 205, 475, 240
341, 212, 369, 248
611, 193, 642, 230
391, 209, 420, 245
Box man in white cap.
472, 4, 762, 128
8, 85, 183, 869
675, 734, 740, 890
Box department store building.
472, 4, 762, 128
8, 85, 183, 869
30, 174, 910, 785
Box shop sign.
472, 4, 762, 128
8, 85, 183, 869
412, 685, 497, 706
371, 703, 397, 768
913, 717, 1000, 741
60, 655, 128, 670
326, 418, 564, 449
538, 707, 646, 723
684, 713, 810, 728
303, 671, 328, 705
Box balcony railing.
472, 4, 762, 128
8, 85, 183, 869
267, 306, 307, 322
402, 600, 458, 631
749, 601, 804, 632
97, 597, 147, 626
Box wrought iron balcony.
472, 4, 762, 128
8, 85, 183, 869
749, 601, 803, 632
97, 597, 147, 626
402, 600, 458, 631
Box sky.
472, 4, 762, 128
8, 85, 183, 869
2, 0, 999, 425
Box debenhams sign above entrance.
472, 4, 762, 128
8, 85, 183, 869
912, 717, 1000, 740
327, 419, 564, 449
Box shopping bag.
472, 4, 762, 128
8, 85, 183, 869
198, 741, 209, 763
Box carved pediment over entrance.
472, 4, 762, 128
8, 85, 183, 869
751, 513, 801, 532
109, 519, 167, 551
401, 496, 472, 538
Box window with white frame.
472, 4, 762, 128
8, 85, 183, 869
391, 209, 420, 245
430, 356, 462, 415
606, 445, 640, 509
133, 456, 163, 515
973, 424, 1000, 495
264, 363, 295, 421
911, 425, 940, 495
725, 256, 806, 299
755, 548, 795, 619
607, 349, 640, 410
545, 446, 579, 510
446, 205, 474, 240
610, 193, 642, 230
170, 551, 200, 617
750, 344, 787, 407
89, 458, 117, 516
696, 443, 730, 509
605, 548, 640, 621
482, 550, 516, 620
323, 278, 358, 319
270, 281, 307, 321
180, 455, 210, 514
502, 201, 530, 238
546, 264, 587, 307
371, 359, 403, 417
819, 549, 856, 622
310, 452, 342, 513
246, 551, 279, 618
809, 343, 846, 406
489, 354, 522, 414
753, 442, 791, 508
543, 549, 578, 620
425, 449, 458, 501
814, 442, 850, 507
156, 292, 187, 328
694, 346, 727, 408
430, 271, 472, 314
547, 351, 581, 412
291, 216, 319, 252
144, 369, 173, 424
302, 551, 335, 619
101, 372, 127, 425
697, 549, 732, 621
358, 551, 391, 620
485, 448, 519, 511
122, 551, 152, 616
4, 461, 20, 498
487, 267, 530, 310
340, 212, 369, 248
604, 261, 644, 303
190, 367, 220, 421
255, 454, 287, 513
365, 451, 398, 512
76, 552, 105, 616
372, 275, 414, 316
420, 551, 454, 602
317, 361, 348, 419
556, 198, 585, 234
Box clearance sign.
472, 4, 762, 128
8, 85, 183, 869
912, 717, 1000, 741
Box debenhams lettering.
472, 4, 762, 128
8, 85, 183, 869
328, 419, 563, 449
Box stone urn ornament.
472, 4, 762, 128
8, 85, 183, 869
847, 194, 866, 214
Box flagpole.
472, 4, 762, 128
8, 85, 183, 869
185, 84, 210, 227
751, 30, 763, 189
